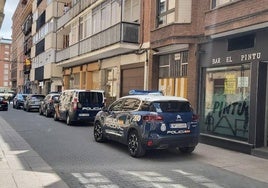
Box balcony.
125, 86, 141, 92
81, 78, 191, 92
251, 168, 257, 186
57, 0, 96, 30
24, 36, 32, 55
56, 22, 140, 67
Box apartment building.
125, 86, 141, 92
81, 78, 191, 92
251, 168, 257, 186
198, 0, 268, 154
11, 0, 34, 93
30, 0, 63, 94
0, 38, 11, 90
55, 0, 146, 104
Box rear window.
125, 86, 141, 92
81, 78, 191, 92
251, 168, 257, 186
151, 101, 192, 113
31, 95, 45, 100
78, 92, 103, 105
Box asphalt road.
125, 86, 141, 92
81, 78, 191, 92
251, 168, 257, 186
1, 104, 268, 188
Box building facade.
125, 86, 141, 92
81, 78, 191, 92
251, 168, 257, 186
0, 38, 11, 90
198, 0, 268, 154
11, 0, 34, 93
0, 0, 5, 29
30, 0, 63, 94
55, 0, 146, 105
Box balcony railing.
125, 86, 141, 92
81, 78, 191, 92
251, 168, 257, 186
57, 0, 96, 30
56, 22, 139, 63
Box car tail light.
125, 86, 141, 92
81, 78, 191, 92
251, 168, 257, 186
147, 140, 153, 147
143, 115, 163, 121
72, 97, 78, 110
192, 114, 199, 122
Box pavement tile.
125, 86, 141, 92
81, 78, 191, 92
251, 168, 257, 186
0, 116, 70, 188
0, 172, 17, 188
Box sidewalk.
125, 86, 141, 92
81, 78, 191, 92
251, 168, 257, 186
0, 116, 69, 188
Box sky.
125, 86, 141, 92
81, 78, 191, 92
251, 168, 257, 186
0, 0, 20, 39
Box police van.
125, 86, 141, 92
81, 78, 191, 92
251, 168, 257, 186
54, 89, 105, 125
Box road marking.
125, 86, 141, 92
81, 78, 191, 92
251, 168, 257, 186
124, 171, 187, 188
72, 172, 119, 188
173, 170, 224, 188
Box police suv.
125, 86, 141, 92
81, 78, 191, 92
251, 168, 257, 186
94, 94, 199, 157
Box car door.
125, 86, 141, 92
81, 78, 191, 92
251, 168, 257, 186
103, 99, 124, 139
118, 98, 141, 140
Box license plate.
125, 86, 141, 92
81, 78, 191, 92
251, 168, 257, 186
79, 113, 89, 117
170, 123, 187, 129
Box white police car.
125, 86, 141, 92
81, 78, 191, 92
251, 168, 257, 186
94, 95, 199, 157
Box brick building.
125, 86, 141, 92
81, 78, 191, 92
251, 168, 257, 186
11, 0, 34, 93
198, 0, 268, 155
0, 37, 11, 89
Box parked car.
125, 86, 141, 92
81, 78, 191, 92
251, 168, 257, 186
0, 97, 8, 111
93, 95, 199, 157
13, 93, 28, 109
39, 93, 60, 117
23, 94, 45, 112
54, 89, 105, 125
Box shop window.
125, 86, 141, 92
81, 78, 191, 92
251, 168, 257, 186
202, 64, 250, 141
228, 34, 255, 51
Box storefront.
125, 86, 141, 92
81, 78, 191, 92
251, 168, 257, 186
198, 29, 268, 153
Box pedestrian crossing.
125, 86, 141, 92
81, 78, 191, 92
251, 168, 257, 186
71, 169, 224, 188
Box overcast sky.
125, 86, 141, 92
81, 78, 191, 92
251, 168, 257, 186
0, 0, 20, 39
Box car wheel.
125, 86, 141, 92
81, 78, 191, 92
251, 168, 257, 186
128, 130, 145, 158
66, 114, 72, 125
179, 146, 195, 154
54, 112, 58, 121
45, 109, 49, 117
39, 107, 43, 115
94, 121, 106, 142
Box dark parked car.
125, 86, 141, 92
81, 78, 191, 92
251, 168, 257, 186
13, 94, 28, 109
54, 89, 105, 125
94, 95, 199, 157
0, 97, 8, 111
23, 94, 45, 112
39, 93, 60, 117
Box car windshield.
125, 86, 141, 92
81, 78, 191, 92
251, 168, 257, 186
150, 101, 192, 113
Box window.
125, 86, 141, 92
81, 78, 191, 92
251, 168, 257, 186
110, 99, 124, 111
159, 51, 188, 78
73, 73, 80, 86
157, 0, 192, 27
152, 101, 192, 113
202, 64, 250, 141
122, 98, 140, 111
123, 0, 140, 22
211, 0, 235, 8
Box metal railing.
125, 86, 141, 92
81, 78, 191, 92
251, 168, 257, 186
56, 22, 139, 63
